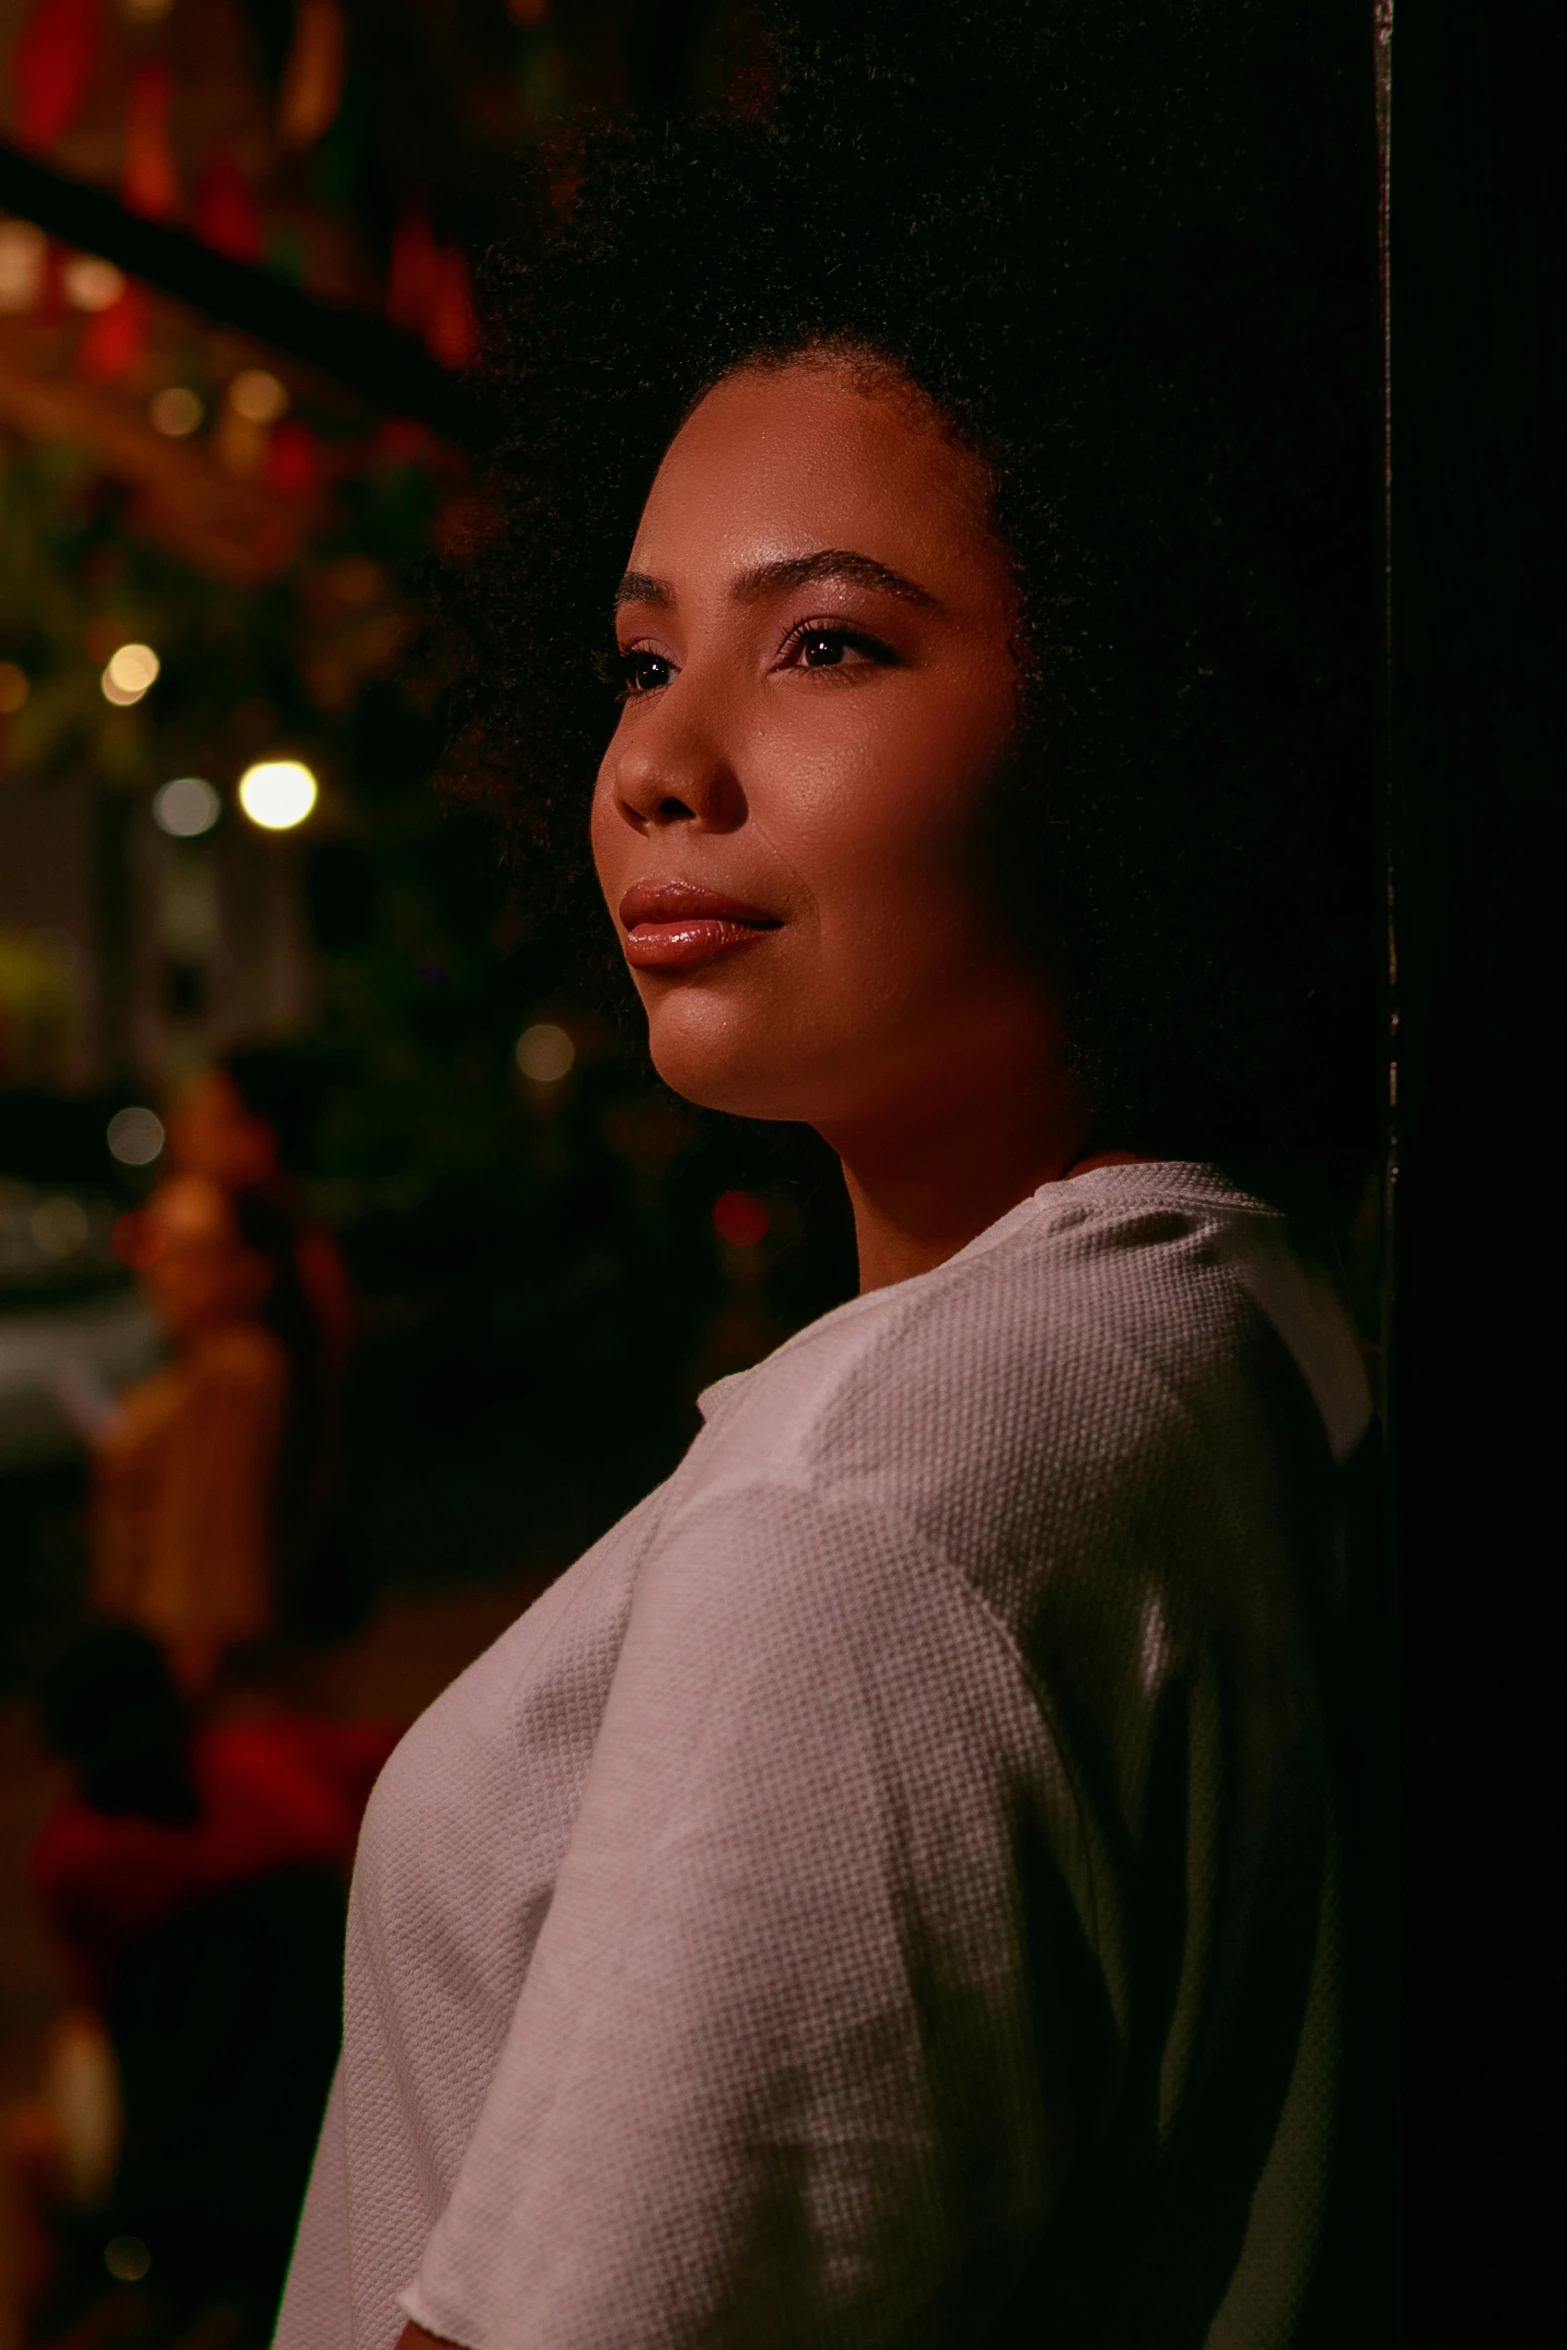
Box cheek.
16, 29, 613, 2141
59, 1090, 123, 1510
758, 673, 1014, 917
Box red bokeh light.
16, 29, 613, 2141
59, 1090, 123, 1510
267, 420, 323, 500
713, 1190, 770, 1247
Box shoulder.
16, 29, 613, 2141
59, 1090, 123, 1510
682, 1167, 1359, 1646
703, 1167, 1304, 1488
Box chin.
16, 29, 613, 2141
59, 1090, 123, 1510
643, 992, 813, 1123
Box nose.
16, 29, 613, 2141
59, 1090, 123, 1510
601, 691, 745, 835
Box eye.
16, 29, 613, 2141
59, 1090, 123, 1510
616, 648, 676, 697
779, 623, 897, 674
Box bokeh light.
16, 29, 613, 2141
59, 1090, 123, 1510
101, 644, 160, 707
0, 661, 29, 714
0, 221, 45, 313
152, 776, 221, 838
229, 368, 289, 425
106, 1107, 166, 1168
103, 2234, 152, 2282
515, 1023, 576, 1083
31, 1196, 89, 1259
149, 386, 204, 438
713, 1190, 770, 1247
63, 256, 126, 312
238, 760, 318, 830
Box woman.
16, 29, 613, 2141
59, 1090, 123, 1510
165, 1050, 359, 1636
165, 1050, 355, 1412
279, 6, 1381, 2346
90, 1174, 314, 1692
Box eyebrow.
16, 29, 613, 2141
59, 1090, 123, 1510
612, 548, 938, 616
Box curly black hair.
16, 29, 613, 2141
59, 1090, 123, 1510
438, 0, 1383, 1218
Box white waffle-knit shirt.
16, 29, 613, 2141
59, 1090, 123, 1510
275, 1163, 1371, 2350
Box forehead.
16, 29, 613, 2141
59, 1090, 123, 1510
632, 358, 999, 585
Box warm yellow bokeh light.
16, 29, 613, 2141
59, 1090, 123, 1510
63, 255, 125, 313
515, 1023, 577, 1083
238, 759, 318, 830
149, 386, 204, 438
101, 644, 160, 706
229, 368, 289, 424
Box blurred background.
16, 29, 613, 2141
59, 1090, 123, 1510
0, 7, 849, 2345
0, 5, 1534, 2346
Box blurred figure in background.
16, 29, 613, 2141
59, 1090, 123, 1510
88, 1175, 314, 1694
167, 1051, 361, 1644
11, 1625, 394, 2348
166, 1052, 355, 1411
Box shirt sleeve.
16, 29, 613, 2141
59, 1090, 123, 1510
273, 2063, 354, 2350
402, 1477, 1095, 2350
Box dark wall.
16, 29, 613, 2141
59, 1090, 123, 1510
1389, 5, 1551, 2339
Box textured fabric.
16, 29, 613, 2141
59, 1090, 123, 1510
273, 1163, 1371, 2350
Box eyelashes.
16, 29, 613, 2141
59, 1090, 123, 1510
604, 621, 901, 700
776, 620, 899, 674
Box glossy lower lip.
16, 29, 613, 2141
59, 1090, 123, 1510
618, 883, 781, 972
623, 917, 776, 972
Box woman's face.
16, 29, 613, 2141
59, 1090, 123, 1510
591, 356, 1064, 1140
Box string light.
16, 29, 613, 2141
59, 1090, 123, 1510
63, 256, 126, 313
238, 759, 318, 829
0, 221, 45, 313
106, 1108, 165, 1168
152, 777, 221, 837
228, 368, 289, 424
516, 1023, 576, 1082
149, 386, 204, 437
101, 645, 160, 707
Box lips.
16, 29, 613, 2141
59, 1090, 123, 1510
618, 880, 781, 973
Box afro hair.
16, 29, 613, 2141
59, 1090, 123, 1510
437, 0, 1384, 1219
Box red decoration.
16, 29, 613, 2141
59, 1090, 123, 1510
194, 159, 264, 265
426, 247, 478, 369
76, 279, 149, 382
713, 1191, 771, 1248
266, 419, 323, 501
387, 209, 436, 337
12, 0, 103, 151
277, 0, 346, 149
122, 62, 180, 221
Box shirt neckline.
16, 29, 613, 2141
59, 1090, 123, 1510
696, 1160, 1274, 1421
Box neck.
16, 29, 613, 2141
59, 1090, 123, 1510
824, 1073, 1134, 1295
